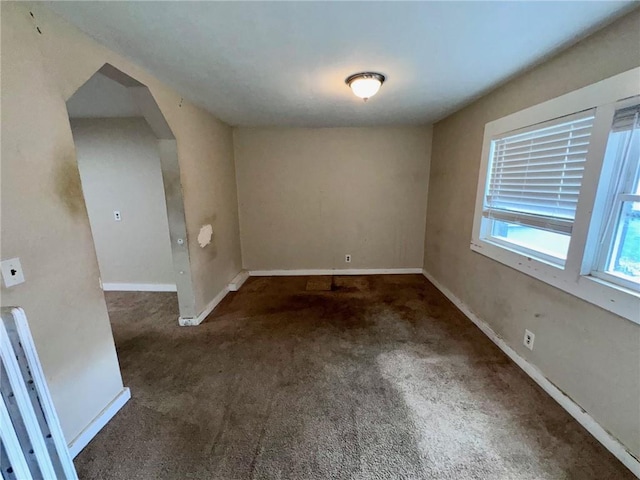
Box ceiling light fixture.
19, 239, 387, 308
345, 72, 386, 102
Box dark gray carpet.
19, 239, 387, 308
75, 275, 633, 479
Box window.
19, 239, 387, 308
472, 67, 640, 323
591, 104, 640, 291
481, 111, 595, 266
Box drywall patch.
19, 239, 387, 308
197, 224, 213, 248
197, 214, 218, 259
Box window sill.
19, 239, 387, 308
482, 237, 566, 270
471, 239, 640, 325
580, 274, 640, 303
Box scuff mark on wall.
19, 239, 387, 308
29, 10, 43, 35
197, 224, 213, 248
162, 171, 182, 198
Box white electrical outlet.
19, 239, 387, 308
345, 254, 351, 263
1, 257, 25, 288
524, 329, 535, 350
113, 210, 122, 222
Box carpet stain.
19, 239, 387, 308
305, 276, 333, 291
75, 275, 634, 480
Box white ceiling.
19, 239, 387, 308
47, 1, 635, 127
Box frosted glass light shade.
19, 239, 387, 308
345, 72, 386, 101
350, 78, 382, 99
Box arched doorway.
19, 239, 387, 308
66, 64, 197, 321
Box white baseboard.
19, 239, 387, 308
249, 268, 423, 276
229, 270, 250, 291
102, 282, 177, 292
179, 286, 229, 326
68, 387, 131, 458
421, 269, 640, 477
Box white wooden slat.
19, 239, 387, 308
494, 156, 587, 170
1, 363, 43, 478
490, 207, 577, 217
492, 165, 585, 175
499, 115, 594, 144
0, 321, 57, 479
490, 181, 582, 187
483, 209, 574, 234
498, 134, 591, 154
499, 135, 592, 154
495, 164, 585, 175
489, 192, 580, 201
496, 154, 587, 167
491, 186, 581, 194
499, 126, 593, 149
0, 383, 34, 480
9, 308, 78, 480
489, 196, 579, 206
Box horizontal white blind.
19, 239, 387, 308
484, 109, 596, 234
612, 104, 640, 132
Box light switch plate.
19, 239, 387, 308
1, 257, 25, 287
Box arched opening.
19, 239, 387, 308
65, 64, 197, 322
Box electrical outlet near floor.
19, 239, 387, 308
345, 254, 351, 263
524, 329, 535, 350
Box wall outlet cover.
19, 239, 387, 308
1, 258, 25, 288
524, 329, 535, 350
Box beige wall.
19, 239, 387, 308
71, 117, 175, 286
424, 10, 640, 456
1, 2, 242, 442
234, 127, 432, 271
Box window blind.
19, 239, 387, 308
611, 104, 640, 132
483, 110, 596, 235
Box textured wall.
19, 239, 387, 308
424, 10, 640, 456
1, 2, 242, 441
234, 126, 432, 271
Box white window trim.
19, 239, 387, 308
471, 67, 640, 324
588, 99, 640, 292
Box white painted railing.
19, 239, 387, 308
1, 307, 77, 480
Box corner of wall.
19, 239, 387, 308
422, 123, 434, 271
230, 127, 247, 271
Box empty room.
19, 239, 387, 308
1, 1, 639, 479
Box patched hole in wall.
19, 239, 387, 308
197, 224, 213, 248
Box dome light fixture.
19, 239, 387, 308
345, 72, 386, 102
